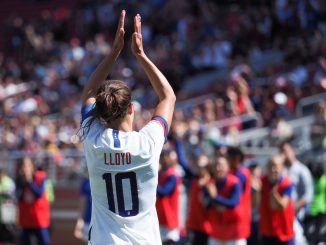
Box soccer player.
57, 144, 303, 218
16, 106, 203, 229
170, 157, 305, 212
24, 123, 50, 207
174, 137, 212, 245
227, 147, 251, 240
156, 149, 181, 244
80, 10, 176, 245
205, 156, 243, 245
16, 157, 51, 245
247, 161, 262, 245
259, 155, 295, 245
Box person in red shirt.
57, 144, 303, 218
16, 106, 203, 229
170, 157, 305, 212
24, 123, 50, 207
174, 137, 212, 245
205, 156, 244, 245
16, 157, 50, 245
227, 147, 251, 240
156, 149, 181, 245
185, 157, 213, 245
259, 155, 294, 245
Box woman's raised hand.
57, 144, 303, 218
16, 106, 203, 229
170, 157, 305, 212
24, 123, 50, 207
112, 10, 126, 55
131, 14, 144, 57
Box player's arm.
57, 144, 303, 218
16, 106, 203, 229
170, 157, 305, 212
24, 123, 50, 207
132, 14, 176, 129
28, 179, 46, 198
271, 184, 293, 211
206, 182, 241, 208
294, 167, 313, 212
74, 196, 86, 240
81, 10, 126, 105
74, 179, 87, 239
157, 175, 177, 197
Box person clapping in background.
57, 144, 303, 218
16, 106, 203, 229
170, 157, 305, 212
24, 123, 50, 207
259, 155, 295, 245
205, 156, 243, 245
15, 157, 50, 245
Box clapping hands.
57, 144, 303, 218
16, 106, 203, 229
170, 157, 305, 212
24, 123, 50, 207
131, 14, 144, 57
112, 10, 144, 58
112, 10, 125, 54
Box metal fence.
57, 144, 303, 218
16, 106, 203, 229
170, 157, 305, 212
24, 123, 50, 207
0, 150, 85, 187
296, 92, 326, 116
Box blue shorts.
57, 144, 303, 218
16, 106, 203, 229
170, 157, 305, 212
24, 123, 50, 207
21, 228, 50, 245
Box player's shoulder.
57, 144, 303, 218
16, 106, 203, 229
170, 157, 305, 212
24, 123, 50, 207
281, 176, 293, 186
240, 167, 250, 176
81, 117, 102, 139
140, 119, 165, 132
139, 118, 166, 144
228, 174, 240, 185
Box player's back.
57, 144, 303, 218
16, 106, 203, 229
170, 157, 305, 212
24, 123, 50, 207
83, 118, 165, 245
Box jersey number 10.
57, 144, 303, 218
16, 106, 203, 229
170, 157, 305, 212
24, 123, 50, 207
102, 172, 139, 217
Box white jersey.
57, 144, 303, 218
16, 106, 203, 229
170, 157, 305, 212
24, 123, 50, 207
82, 113, 166, 245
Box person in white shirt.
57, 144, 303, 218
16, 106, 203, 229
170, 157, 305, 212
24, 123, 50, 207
80, 10, 176, 245
279, 142, 314, 245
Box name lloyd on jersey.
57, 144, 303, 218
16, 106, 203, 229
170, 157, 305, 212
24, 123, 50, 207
104, 152, 131, 165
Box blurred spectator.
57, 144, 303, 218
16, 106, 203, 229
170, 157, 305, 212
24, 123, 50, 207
0, 0, 325, 158
212, 142, 228, 158
0, 168, 16, 245
15, 157, 51, 245
205, 156, 243, 245
305, 162, 326, 245
270, 110, 294, 146
310, 101, 326, 150
247, 161, 262, 245
74, 175, 91, 243
259, 155, 295, 245
185, 156, 212, 245
280, 142, 314, 245
227, 146, 251, 241
175, 132, 213, 245
156, 149, 181, 245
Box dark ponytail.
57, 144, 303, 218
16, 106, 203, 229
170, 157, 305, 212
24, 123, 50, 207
79, 80, 132, 140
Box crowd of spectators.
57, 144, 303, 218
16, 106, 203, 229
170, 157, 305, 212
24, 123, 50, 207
0, 0, 325, 157
155, 140, 325, 245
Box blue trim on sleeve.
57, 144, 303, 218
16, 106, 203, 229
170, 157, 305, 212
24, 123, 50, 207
282, 184, 294, 197
234, 169, 247, 192
174, 139, 195, 179
213, 182, 241, 208
112, 130, 121, 148
80, 178, 92, 223
157, 175, 177, 197
28, 179, 46, 198
152, 115, 169, 143
81, 104, 95, 125
217, 177, 227, 189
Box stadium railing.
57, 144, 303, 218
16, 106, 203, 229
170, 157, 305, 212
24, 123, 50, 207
296, 92, 326, 116
182, 50, 284, 95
